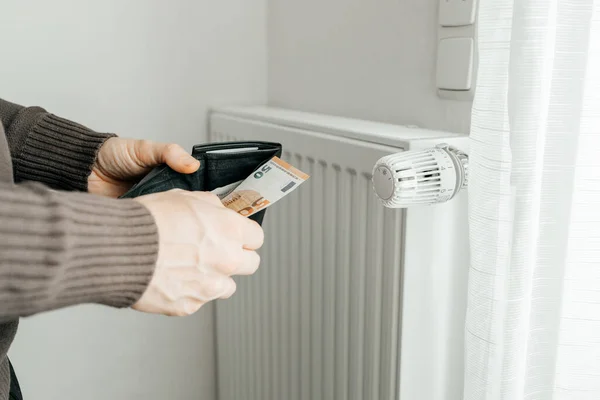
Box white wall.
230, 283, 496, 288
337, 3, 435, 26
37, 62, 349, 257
0, 1, 266, 399
268, 0, 472, 134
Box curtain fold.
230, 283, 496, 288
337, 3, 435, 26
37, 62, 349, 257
466, 0, 600, 399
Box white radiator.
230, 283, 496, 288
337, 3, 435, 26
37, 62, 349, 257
209, 107, 470, 400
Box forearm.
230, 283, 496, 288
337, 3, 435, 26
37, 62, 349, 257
0, 181, 158, 320
0, 98, 115, 191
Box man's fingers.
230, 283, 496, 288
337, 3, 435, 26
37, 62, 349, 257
242, 219, 264, 251
235, 250, 261, 276
162, 143, 200, 173
134, 141, 200, 173
184, 274, 237, 301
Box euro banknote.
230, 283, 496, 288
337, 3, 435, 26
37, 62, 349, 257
212, 156, 309, 217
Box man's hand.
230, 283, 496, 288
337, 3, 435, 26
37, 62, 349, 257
89, 138, 200, 198
132, 190, 264, 316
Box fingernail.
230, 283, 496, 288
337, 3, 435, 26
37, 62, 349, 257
183, 158, 200, 168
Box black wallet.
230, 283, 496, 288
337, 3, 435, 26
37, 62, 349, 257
119, 141, 283, 225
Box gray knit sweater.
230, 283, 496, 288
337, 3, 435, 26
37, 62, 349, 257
0, 99, 159, 399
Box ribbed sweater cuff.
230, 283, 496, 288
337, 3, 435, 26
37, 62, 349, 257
15, 113, 115, 192
0, 183, 158, 317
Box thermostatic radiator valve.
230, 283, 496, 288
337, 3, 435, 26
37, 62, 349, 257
372, 144, 468, 208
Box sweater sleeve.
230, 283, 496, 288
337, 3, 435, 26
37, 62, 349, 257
0, 180, 158, 320
0, 98, 115, 191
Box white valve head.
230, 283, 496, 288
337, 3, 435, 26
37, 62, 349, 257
372, 144, 468, 208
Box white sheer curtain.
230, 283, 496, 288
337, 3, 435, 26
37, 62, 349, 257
466, 0, 600, 399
